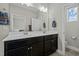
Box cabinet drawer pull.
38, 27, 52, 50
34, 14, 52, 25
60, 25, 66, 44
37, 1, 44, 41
28, 48, 30, 50
30, 47, 32, 49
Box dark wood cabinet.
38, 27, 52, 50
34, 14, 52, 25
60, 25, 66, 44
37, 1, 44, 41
32, 41, 43, 56
44, 34, 58, 56
27, 36, 44, 56
6, 46, 28, 56
26, 37, 44, 56
4, 39, 29, 56
4, 34, 58, 56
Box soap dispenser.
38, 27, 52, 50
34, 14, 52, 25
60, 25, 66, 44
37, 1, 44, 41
28, 25, 32, 31
43, 22, 46, 29
52, 20, 56, 28
43, 22, 46, 33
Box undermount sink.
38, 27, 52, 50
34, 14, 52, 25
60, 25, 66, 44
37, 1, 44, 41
9, 32, 24, 36
24, 32, 29, 35
26, 31, 43, 35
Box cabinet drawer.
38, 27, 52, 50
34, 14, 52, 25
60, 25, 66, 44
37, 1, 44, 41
4, 39, 28, 50
30, 36, 43, 44
45, 34, 58, 40
5, 46, 28, 56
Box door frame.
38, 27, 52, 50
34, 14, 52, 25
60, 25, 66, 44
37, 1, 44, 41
64, 4, 78, 54
61, 6, 66, 55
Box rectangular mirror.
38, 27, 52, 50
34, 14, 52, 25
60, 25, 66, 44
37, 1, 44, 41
9, 3, 49, 32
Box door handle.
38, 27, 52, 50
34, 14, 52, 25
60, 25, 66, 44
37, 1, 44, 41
29, 47, 32, 49
28, 47, 32, 56
28, 48, 30, 50
30, 47, 32, 49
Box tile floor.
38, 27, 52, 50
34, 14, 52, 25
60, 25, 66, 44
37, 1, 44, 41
50, 48, 79, 56
50, 52, 61, 56
65, 48, 79, 56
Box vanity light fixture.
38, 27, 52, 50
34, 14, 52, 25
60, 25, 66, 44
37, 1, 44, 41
39, 6, 48, 13
20, 3, 47, 13
21, 3, 33, 7
25, 3, 33, 7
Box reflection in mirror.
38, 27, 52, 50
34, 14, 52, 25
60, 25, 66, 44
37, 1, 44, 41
32, 18, 42, 31
9, 3, 49, 32
12, 15, 26, 32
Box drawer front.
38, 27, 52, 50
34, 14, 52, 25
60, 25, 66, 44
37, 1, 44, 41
5, 46, 28, 56
4, 39, 29, 50
30, 36, 43, 44
45, 34, 58, 41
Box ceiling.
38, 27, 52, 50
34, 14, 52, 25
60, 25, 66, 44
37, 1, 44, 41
10, 3, 79, 13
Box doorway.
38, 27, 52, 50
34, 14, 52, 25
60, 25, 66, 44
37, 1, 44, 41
64, 4, 79, 56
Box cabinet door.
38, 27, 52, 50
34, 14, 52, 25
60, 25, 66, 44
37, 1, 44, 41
6, 46, 28, 56
44, 39, 57, 56
32, 42, 44, 56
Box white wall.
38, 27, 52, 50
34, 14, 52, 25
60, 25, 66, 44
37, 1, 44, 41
38, 12, 48, 31
0, 3, 9, 56
48, 4, 65, 53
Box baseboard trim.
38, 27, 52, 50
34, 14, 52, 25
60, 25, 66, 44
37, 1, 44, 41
67, 45, 79, 53
57, 49, 65, 56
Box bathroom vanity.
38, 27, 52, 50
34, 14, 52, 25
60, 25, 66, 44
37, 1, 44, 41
3, 31, 58, 56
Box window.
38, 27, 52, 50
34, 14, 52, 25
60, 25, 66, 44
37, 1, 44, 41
67, 7, 77, 22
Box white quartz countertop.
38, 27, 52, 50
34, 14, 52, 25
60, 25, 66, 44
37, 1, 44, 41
3, 31, 58, 41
